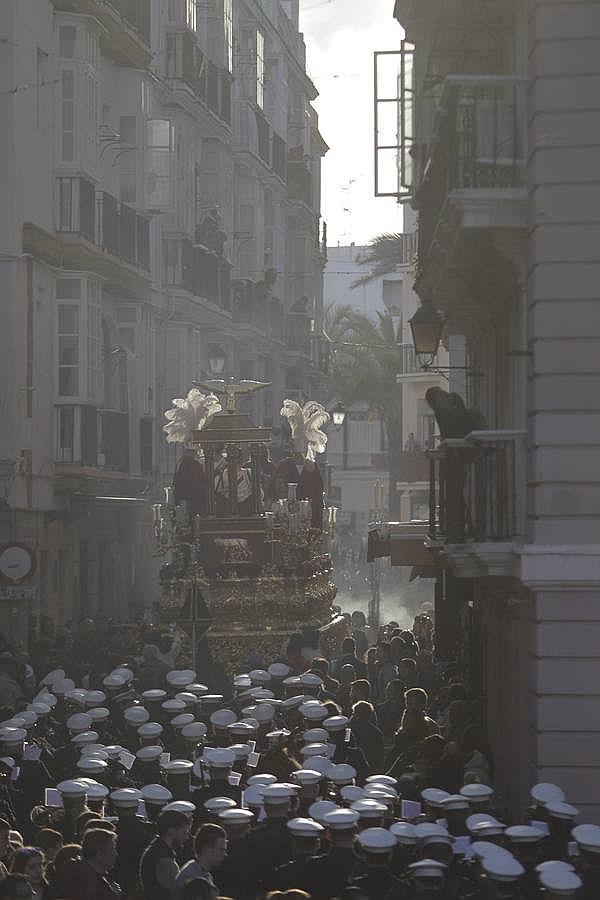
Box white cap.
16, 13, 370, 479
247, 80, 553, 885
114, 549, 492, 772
262, 784, 298, 805
204, 748, 235, 769
572, 824, 600, 852
138, 723, 163, 739
241, 786, 265, 808
408, 859, 448, 878
351, 799, 387, 820
288, 817, 324, 837
53, 678, 75, 696
415, 823, 450, 841
67, 713, 93, 734
84, 691, 106, 708
301, 743, 329, 759
142, 689, 167, 702
283, 675, 302, 688
182, 722, 207, 741
472, 841, 515, 862
229, 722, 257, 738
42, 668, 65, 686
185, 683, 208, 696
323, 716, 349, 733
268, 663, 290, 678
0, 727, 26, 748
230, 743, 252, 760
249, 669, 271, 684
281, 695, 304, 710
546, 800, 578, 821
111, 788, 142, 809
440, 794, 470, 812
204, 797, 237, 813
88, 708, 110, 722
323, 808, 360, 831
326, 763, 357, 786
175, 693, 197, 708
365, 775, 397, 787
124, 707, 150, 726
57, 779, 88, 798
421, 788, 450, 807
299, 703, 328, 721
71, 731, 100, 745
469, 820, 506, 838
309, 800, 338, 825
538, 866, 582, 895
161, 699, 185, 716
460, 783, 494, 803
85, 782, 109, 800
247, 774, 277, 786
219, 808, 254, 826
531, 783, 565, 805
210, 709, 237, 728
104, 745, 125, 760
481, 852, 525, 882
102, 674, 126, 690
136, 746, 163, 762
307, 756, 334, 776
357, 827, 396, 854
77, 757, 108, 775
505, 825, 546, 843
141, 784, 172, 804
163, 801, 195, 816
162, 759, 194, 777
253, 704, 275, 724
233, 675, 252, 690
303, 728, 329, 744
27, 703, 51, 718
300, 673, 323, 688
111, 667, 133, 683
171, 714, 195, 730
66, 689, 88, 705
18, 710, 38, 728
292, 770, 322, 787
167, 670, 197, 689
341, 786, 366, 803
390, 822, 418, 845
81, 746, 108, 760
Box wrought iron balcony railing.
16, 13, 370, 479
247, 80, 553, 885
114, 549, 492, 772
428, 430, 526, 543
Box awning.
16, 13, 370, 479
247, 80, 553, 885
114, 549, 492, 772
368, 521, 441, 568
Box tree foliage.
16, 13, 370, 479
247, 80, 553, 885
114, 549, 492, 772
351, 232, 408, 287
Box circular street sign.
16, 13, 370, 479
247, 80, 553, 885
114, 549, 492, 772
0, 544, 36, 585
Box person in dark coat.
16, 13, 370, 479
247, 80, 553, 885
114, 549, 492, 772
332, 639, 367, 680
268, 818, 324, 893
271, 451, 324, 528
140, 810, 191, 900
173, 450, 207, 516
349, 702, 385, 775
242, 787, 295, 895
302, 811, 359, 900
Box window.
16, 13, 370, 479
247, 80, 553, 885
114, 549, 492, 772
146, 119, 173, 209
59, 26, 76, 59
87, 282, 101, 401
57, 406, 75, 462
119, 116, 137, 203
61, 70, 75, 161
58, 304, 79, 397
224, 0, 233, 73
256, 29, 265, 109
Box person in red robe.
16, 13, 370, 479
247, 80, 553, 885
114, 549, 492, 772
173, 449, 207, 516
272, 448, 324, 528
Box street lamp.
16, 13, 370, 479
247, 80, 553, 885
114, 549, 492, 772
409, 302, 444, 364
207, 344, 227, 376
331, 402, 346, 430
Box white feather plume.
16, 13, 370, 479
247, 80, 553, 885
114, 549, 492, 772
280, 398, 330, 461
163, 388, 222, 444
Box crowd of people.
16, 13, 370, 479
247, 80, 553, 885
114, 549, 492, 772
0, 611, 595, 899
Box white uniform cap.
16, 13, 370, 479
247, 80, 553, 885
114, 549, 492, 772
162, 759, 194, 776
241, 705, 257, 718
42, 668, 66, 687
247, 774, 277, 786
228, 722, 257, 737
88, 708, 110, 722
104, 745, 125, 760
571, 823, 600, 852
305, 756, 332, 776
136, 745, 163, 762
341, 786, 366, 803
57, 779, 88, 798
111, 788, 142, 809
142, 689, 167, 702
363, 788, 395, 808
204, 748, 235, 768
85, 782, 109, 800
111, 667, 134, 683
166, 669, 197, 687
204, 796, 237, 812
326, 764, 357, 786
323, 716, 349, 733
268, 663, 291, 678
481, 852, 525, 882
124, 707, 150, 726
81, 748, 109, 761
469, 820, 506, 837
300, 704, 328, 723
421, 788, 450, 807
536, 861, 576, 874
309, 800, 338, 824
283, 675, 302, 687
364, 782, 397, 798
266, 729, 291, 743
0, 758, 15, 770
301, 743, 329, 758
242, 786, 265, 808
102, 674, 126, 690
365, 775, 397, 787
390, 822, 418, 845
210, 709, 237, 728
415, 823, 450, 840
460, 783, 494, 803
67, 713, 93, 734
84, 691, 106, 707
408, 859, 448, 878
53, 678, 75, 696
300, 673, 323, 688
250, 690, 276, 702
303, 728, 328, 744
0, 718, 25, 730
175, 693, 197, 708
262, 784, 298, 805
71, 731, 100, 745
219, 808, 254, 825
249, 669, 271, 684
505, 825, 546, 843
472, 841, 515, 862
66, 689, 88, 704
538, 867, 582, 895
185, 683, 208, 696
77, 757, 108, 774
357, 826, 396, 853
253, 704, 275, 724
182, 722, 207, 741
18, 711, 38, 727
138, 722, 163, 738
288, 817, 324, 837
230, 743, 252, 760
35, 692, 57, 708
171, 714, 195, 730
0, 727, 27, 748
233, 675, 252, 689
422, 832, 453, 847
281, 695, 304, 710
530, 783, 565, 805
163, 801, 195, 815
546, 800, 578, 820
199, 694, 225, 708
292, 769, 322, 787
161, 699, 185, 715
28, 703, 51, 718
141, 784, 172, 803
351, 799, 387, 820
440, 794, 470, 811
323, 808, 360, 830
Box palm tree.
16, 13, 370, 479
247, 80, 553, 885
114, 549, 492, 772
325, 305, 404, 518
351, 232, 413, 287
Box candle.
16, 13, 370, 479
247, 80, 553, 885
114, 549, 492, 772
265, 512, 275, 532
152, 504, 161, 524
164, 486, 173, 506
287, 483, 297, 503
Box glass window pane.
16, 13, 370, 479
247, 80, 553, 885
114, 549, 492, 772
56, 279, 81, 300
59, 26, 76, 59
59, 368, 78, 396
59, 335, 79, 365
58, 304, 79, 332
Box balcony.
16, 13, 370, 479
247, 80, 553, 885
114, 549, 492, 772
427, 429, 526, 576
163, 238, 231, 310
51, 0, 151, 67
287, 161, 312, 207
415, 76, 527, 304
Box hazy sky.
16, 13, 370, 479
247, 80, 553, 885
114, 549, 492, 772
299, 0, 405, 247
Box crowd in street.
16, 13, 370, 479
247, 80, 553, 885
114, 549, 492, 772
0, 613, 595, 899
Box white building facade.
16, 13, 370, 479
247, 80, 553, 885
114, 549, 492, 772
0, 0, 326, 638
